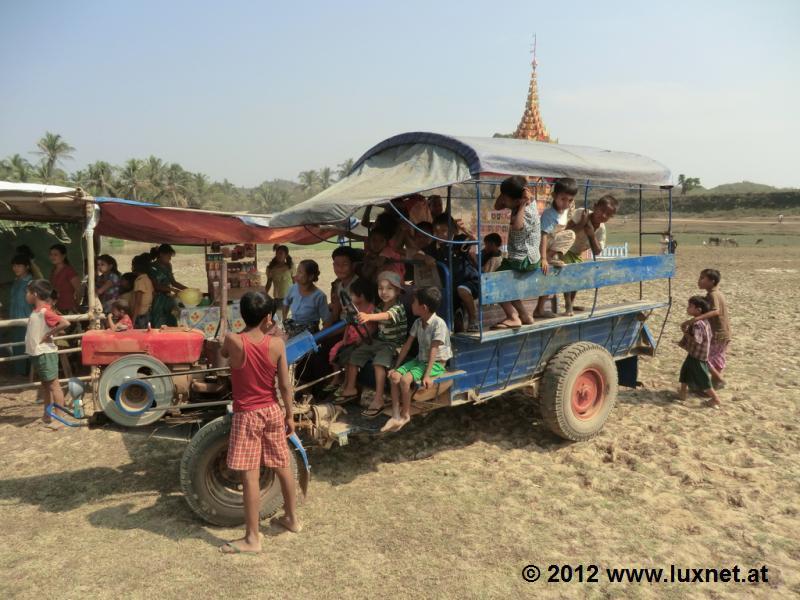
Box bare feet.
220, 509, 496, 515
381, 416, 409, 432
393, 415, 410, 432
532, 311, 557, 319
220, 534, 263, 554
272, 515, 302, 533
712, 378, 726, 390
705, 398, 721, 409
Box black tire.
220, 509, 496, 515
179, 415, 298, 527
540, 342, 618, 442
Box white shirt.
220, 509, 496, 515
25, 306, 60, 356
569, 208, 607, 255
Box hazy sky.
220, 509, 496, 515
2, 0, 798, 188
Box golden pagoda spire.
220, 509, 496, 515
513, 35, 551, 142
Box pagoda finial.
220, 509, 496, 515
513, 34, 551, 142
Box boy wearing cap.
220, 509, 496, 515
337, 271, 408, 417
383, 286, 452, 432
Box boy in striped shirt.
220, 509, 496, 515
337, 271, 408, 417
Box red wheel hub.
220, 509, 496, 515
571, 368, 606, 420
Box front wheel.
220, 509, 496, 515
540, 342, 618, 441
179, 415, 297, 526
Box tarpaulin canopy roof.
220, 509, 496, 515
270, 132, 672, 227
0, 182, 87, 222
0, 182, 335, 244
94, 198, 334, 245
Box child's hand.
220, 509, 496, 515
284, 415, 295, 436
356, 312, 370, 324
41, 331, 53, 344
540, 258, 549, 275
422, 375, 434, 389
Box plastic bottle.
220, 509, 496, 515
73, 396, 84, 419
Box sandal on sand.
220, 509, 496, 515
361, 406, 384, 418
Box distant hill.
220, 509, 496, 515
692, 181, 785, 195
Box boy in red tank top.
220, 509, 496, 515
219, 293, 299, 554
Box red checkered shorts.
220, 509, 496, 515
227, 403, 290, 471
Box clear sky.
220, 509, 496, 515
1, 0, 798, 188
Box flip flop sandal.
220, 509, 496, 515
361, 406, 384, 418
333, 394, 359, 405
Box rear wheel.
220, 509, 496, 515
540, 342, 618, 441
179, 415, 297, 526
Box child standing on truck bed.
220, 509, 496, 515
677, 295, 722, 408
492, 175, 542, 329
25, 279, 70, 429
563, 194, 619, 315
383, 287, 452, 432
220, 292, 298, 554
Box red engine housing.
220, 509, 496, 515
82, 328, 205, 366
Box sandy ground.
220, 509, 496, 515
1, 229, 799, 599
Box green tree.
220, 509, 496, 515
319, 166, 334, 190
298, 169, 319, 194
336, 158, 354, 181
187, 172, 210, 208
35, 132, 75, 182
677, 174, 701, 195
7, 154, 34, 182
82, 161, 117, 196
143, 155, 166, 199
118, 159, 144, 200
163, 163, 189, 207
252, 182, 290, 213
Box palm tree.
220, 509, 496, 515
319, 167, 334, 190
143, 155, 166, 199
298, 170, 319, 194
253, 182, 289, 213
187, 172, 209, 208
118, 159, 144, 200
336, 158, 354, 180
162, 163, 189, 207
35, 132, 75, 182
8, 154, 34, 182
83, 161, 117, 196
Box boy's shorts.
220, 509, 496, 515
348, 339, 397, 369
456, 280, 480, 299
498, 257, 541, 273
227, 403, 289, 471
34, 353, 59, 382
563, 250, 583, 264
679, 356, 712, 391
395, 359, 445, 383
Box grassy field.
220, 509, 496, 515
2, 217, 799, 599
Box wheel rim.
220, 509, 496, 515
204, 440, 276, 510
570, 367, 605, 420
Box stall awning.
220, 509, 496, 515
0, 182, 87, 222
94, 199, 334, 245
270, 132, 672, 227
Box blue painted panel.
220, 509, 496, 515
481, 255, 675, 304
450, 310, 647, 396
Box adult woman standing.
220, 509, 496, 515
149, 244, 186, 328
48, 243, 80, 313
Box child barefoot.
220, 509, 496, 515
492, 175, 541, 329
219, 293, 298, 554
692, 269, 731, 389
25, 280, 71, 428
678, 296, 722, 408
383, 287, 452, 432
338, 272, 407, 416
107, 299, 134, 331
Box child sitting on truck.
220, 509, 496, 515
562, 194, 619, 315
492, 175, 542, 329
383, 286, 452, 433
337, 271, 407, 416
107, 299, 133, 331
